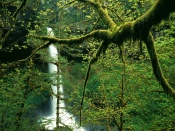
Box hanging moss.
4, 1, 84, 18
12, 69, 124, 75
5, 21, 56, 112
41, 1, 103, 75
111, 22, 133, 45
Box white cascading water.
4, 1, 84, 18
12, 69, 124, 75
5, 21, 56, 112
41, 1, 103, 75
44, 27, 86, 131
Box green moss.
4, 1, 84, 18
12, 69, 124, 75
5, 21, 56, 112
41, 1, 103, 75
144, 33, 175, 98
111, 22, 133, 46
132, 0, 175, 40
109, 0, 175, 98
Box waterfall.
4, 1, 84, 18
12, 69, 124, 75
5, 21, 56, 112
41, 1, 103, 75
43, 28, 57, 130
43, 27, 86, 131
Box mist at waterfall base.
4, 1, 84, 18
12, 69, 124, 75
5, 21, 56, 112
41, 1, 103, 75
40, 27, 86, 130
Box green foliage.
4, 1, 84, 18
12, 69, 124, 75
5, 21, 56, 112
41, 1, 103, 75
0, 67, 41, 130
66, 39, 175, 130
0, 0, 175, 130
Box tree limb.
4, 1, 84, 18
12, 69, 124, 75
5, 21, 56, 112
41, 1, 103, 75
28, 0, 175, 125
144, 33, 175, 98
32, 29, 112, 44
109, 0, 175, 98
32, 0, 175, 100
18, 41, 51, 63
77, 0, 116, 29
133, 0, 175, 39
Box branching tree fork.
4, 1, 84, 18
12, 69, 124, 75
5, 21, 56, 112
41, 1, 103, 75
29, 0, 175, 124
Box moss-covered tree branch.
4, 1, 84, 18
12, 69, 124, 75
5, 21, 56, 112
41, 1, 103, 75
144, 33, 175, 98
77, 0, 116, 29
32, 0, 175, 99
32, 29, 112, 44
132, 0, 175, 39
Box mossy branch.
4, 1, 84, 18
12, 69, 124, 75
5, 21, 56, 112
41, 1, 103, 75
133, 0, 175, 38
3, 29, 111, 73
28, 0, 175, 126
32, 29, 112, 44
102, 5, 124, 23
30, 0, 175, 101
0, 41, 51, 76
77, 0, 116, 29
18, 41, 51, 62
144, 33, 175, 98
33, 0, 175, 100
110, 0, 175, 98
